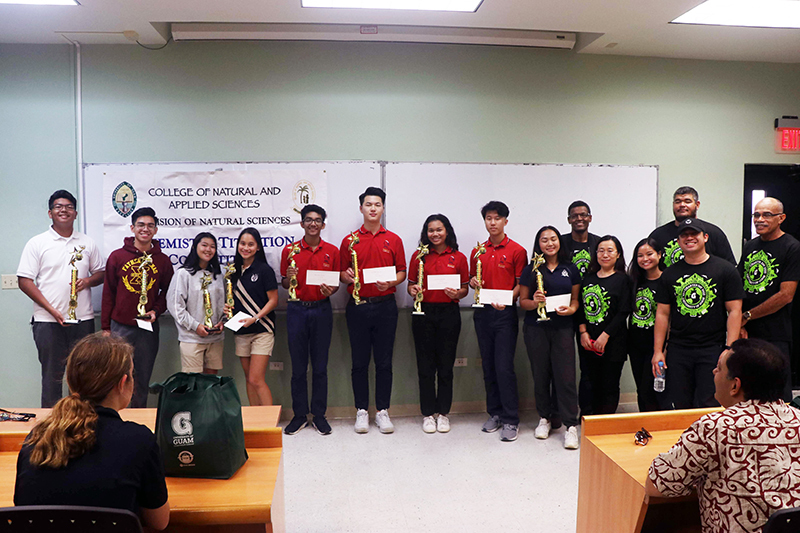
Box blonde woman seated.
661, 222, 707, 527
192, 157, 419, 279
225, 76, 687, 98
14, 333, 170, 530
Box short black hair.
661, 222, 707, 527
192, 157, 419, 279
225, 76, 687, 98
131, 207, 158, 225
481, 201, 509, 219
567, 200, 591, 215
49, 190, 77, 210
726, 338, 787, 402
359, 187, 386, 205
673, 186, 699, 202
300, 204, 327, 222
588, 235, 626, 274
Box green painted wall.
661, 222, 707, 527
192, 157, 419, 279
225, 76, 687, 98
2, 41, 799, 411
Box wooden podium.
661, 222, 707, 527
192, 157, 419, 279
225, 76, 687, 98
576, 408, 719, 533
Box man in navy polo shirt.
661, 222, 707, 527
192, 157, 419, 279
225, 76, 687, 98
281, 205, 340, 436
470, 201, 528, 442
340, 187, 407, 434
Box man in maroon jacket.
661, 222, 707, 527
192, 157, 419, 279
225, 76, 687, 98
102, 207, 174, 407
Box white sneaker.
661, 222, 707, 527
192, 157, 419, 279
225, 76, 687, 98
354, 409, 369, 434
437, 414, 451, 433
375, 409, 395, 434
564, 426, 579, 449
422, 416, 436, 433
535, 418, 551, 440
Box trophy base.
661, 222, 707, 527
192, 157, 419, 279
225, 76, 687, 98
412, 311, 425, 316
287, 298, 300, 302
472, 304, 484, 308
537, 317, 551, 323
136, 315, 152, 321
205, 326, 223, 333
63, 319, 79, 325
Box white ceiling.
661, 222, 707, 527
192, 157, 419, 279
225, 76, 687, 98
1, 0, 799, 63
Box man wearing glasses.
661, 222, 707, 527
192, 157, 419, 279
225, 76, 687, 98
17, 190, 105, 407
280, 205, 340, 436
738, 197, 800, 401
562, 200, 601, 279
101, 206, 173, 407
649, 186, 736, 268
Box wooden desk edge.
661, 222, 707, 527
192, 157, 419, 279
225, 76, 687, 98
582, 407, 721, 436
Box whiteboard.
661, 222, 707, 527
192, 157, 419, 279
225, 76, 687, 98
83, 161, 381, 310
385, 162, 658, 308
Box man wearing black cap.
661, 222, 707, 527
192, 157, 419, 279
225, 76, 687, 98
651, 218, 744, 409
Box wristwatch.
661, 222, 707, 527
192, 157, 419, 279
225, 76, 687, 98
743, 311, 751, 321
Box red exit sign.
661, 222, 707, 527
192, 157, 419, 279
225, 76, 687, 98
777, 128, 800, 153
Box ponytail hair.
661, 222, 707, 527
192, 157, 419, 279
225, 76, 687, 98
25, 333, 133, 469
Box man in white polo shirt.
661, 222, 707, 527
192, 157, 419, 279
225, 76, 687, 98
17, 190, 105, 407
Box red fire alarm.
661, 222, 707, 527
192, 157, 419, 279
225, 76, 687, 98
775, 116, 800, 154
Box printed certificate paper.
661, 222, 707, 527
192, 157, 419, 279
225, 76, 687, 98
306, 270, 340, 286
545, 294, 572, 313
427, 274, 462, 291
362, 266, 397, 284
224, 312, 252, 332
478, 289, 514, 306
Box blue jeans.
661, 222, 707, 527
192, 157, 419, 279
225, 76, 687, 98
287, 300, 333, 418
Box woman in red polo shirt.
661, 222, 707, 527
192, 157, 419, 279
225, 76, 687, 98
407, 214, 469, 434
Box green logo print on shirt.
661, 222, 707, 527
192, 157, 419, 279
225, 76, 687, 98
663, 239, 683, 268
743, 249, 778, 294
632, 287, 656, 328
582, 284, 610, 324
572, 249, 592, 278
674, 273, 717, 318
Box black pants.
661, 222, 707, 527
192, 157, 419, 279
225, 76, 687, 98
412, 303, 461, 416
110, 320, 160, 408
628, 347, 661, 412
523, 323, 579, 427
474, 306, 519, 425
581, 352, 625, 415
287, 300, 333, 418
660, 343, 722, 410
346, 298, 398, 411
32, 320, 95, 408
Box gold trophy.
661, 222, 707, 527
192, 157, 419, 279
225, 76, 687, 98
287, 242, 301, 302
65, 245, 85, 324
200, 272, 221, 332
223, 263, 236, 320
532, 253, 550, 322
136, 251, 154, 320
412, 244, 430, 316
348, 232, 364, 306
472, 241, 487, 308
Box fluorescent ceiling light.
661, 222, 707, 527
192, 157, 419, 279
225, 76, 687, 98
301, 0, 483, 13
0, 0, 78, 4
672, 0, 800, 29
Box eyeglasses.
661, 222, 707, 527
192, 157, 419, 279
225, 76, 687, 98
134, 223, 156, 230
303, 218, 324, 226
752, 212, 783, 220
51, 204, 75, 212
634, 427, 652, 446
569, 213, 591, 220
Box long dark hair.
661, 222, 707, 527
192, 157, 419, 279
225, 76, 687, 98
588, 235, 626, 274
419, 214, 459, 251
532, 225, 569, 265
627, 238, 662, 290
233, 227, 268, 283
183, 232, 221, 278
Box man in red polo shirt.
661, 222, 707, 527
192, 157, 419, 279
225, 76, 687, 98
469, 201, 528, 442
340, 187, 407, 434
280, 204, 340, 436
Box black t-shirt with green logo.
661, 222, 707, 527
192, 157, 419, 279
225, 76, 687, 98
627, 277, 660, 355
580, 271, 632, 362
656, 256, 743, 348
649, 219, 736, 269
738, 233, 800, 342
562, 232, 601, 279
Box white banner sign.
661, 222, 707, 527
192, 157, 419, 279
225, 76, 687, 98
102, 170, 328, 271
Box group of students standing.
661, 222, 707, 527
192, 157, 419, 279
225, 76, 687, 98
18, 185, 800, 451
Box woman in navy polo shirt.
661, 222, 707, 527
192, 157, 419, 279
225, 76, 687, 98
407, 214, 469, 434
519, 226, 581, 449
231, 227, 279, 406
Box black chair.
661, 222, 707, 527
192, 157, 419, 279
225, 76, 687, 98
0, 506, 142, 533
763, 506, 800, 533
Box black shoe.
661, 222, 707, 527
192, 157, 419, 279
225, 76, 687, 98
312, 416, 332, 435
284, 415, 308, 435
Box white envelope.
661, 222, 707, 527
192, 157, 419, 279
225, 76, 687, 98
224, 311, 252, 332
362, 266, 397, 284
306, 269, 340, 286
135, 319, 154, 332
545, 293, 572, 313
478, 289, 514, 306
427, 274, 462, 291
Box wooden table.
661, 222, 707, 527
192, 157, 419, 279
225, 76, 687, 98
576, 408, 720, 533
0, 406, 284, 533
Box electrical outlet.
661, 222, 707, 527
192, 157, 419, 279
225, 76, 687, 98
454, 358, 468, 367
269, 362, 284, 371
2, 275, 18, 290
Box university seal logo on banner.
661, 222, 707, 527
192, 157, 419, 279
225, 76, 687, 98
292, 180, 316, 214
112, 181, 137, 217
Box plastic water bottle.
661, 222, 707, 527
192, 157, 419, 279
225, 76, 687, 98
654, 361, 666, 393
